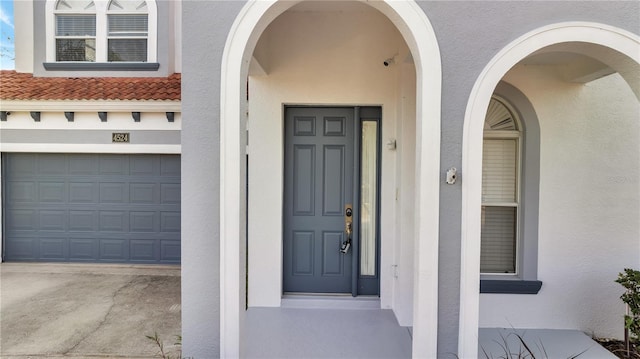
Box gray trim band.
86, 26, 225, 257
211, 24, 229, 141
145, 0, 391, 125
1, 129, 180, 145
480, 280, 542, 294
43, 62, 160, 71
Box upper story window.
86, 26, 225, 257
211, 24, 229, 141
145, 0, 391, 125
55, 0, 97, 61
481, 97, 521, 274
46, 0, 157, 67
107, 1, 148, 61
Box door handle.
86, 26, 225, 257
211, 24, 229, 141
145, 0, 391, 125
340, 205, 353, 254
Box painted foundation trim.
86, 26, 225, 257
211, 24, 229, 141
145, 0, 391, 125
480, 280, 542, 294
460, 22, 640, 358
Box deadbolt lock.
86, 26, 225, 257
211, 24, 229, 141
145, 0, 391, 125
344, 204, 353, 233
341, 204, 353, 254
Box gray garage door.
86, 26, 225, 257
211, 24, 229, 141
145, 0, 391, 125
3, 153, 181, 264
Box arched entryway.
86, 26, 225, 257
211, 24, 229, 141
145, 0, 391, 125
461, 22, 640, 357
220, 0, 441, 357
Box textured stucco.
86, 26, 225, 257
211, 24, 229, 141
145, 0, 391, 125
181, 1, 639, 357
181, 1, 246, 357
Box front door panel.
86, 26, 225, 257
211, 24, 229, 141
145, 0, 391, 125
283, 107, 354, 293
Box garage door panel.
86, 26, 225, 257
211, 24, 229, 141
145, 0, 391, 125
99, 155, 128, 175
99, 211, 128, 232
130, 183, 158, 204
38, 154, 67, 175
7, 153, 36, 174
40, 238, 67, 259
161, 183, 180, 204
39, 182, 66, 203
130, 155, 160, 176
130, 239, 157, 261
161, 156, 181, 176
7, 209, 37, 230
69, 155, 98, 175
100, 183, 129, 203
160, 212, 180, 232
7, 181, 36, 203
69, 238, 98, 260
39, 210, 67, 231
100, 239, 128, 261
69, 210, 97, 231
130, 211, 157, 232
161, 240, 181, 262
5, 238, 36, 260
4, 154, 180, 264
69, 182, 98, 203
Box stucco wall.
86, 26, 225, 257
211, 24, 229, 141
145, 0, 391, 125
480, 70, 640, 339
181, 0, 639, 356
418, 2, 640, 352
181, 1, 246, 357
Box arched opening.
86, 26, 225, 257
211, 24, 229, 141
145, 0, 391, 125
461, 23, 640, 357
220, 0, 441, 357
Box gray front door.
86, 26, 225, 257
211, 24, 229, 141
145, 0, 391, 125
283, 107, 355, 293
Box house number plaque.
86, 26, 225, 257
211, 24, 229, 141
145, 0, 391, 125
112, 132, 130, 143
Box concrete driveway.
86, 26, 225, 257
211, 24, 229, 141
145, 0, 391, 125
0, 263, 181, 358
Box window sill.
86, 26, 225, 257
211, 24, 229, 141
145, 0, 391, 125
43, 62, 160, 71
480, 279, 542, 294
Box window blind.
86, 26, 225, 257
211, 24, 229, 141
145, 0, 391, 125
481, 138, 518, 274
480, 206, 516, 273
56, 15, 96, 36
482, 139, 517, 203
108, 15, 148, 36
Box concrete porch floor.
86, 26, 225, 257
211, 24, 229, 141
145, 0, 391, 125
244, 299, 615, 359
245, 305, 412, 358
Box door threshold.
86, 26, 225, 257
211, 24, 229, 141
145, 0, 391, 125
281, 294, 380, 310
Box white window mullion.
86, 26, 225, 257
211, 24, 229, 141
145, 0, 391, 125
95, 6, 108, 62
147, 0, 157, 62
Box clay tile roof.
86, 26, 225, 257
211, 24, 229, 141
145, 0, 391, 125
0, 71, 181, 101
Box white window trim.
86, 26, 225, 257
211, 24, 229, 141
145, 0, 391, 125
481, 97, 522, 276
46, 0, 157, 63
